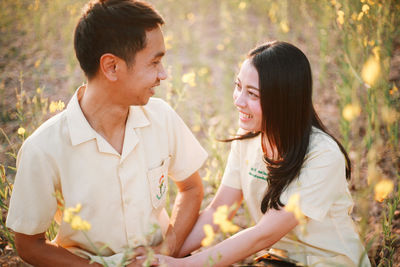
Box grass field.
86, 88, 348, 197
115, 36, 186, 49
0, 0, 399, 266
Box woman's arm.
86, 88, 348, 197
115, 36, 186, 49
160, 207, 299, 267
177, 185, 243, 257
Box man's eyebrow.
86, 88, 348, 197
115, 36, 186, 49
152, 51, 165, 59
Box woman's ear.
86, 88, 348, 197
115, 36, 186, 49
99, 53, 118, 82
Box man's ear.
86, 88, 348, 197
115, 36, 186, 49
99, 53, 119, 82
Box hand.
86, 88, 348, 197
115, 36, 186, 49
125, 246, 147, 266
126, 258, 144, 267
151, 226, 177, 256
154, 254, 186, 267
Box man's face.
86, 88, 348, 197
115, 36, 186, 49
117, 26, 167, 106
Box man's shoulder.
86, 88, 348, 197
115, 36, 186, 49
141, 97, 178, 122
23, 111, 68, 150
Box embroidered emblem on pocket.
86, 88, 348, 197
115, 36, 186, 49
156, 174, 167, 200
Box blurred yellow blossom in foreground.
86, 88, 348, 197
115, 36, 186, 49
181, 72, 196, 87
201, 224, 215, 247
342, 104, 361, 121
213, 205, 239, 234
49, 100, 66, 113
362, 4, 370, 13
337, 10, 344, 25
17, 127, 26, 136
374, 179, 394, 202
285, 194, 306, 224
362, 48, 381, 87
280, 21, 290, 33
63, 203, 91, 231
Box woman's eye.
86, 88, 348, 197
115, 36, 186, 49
249, 91, 259, 97
234, 82, 241, 90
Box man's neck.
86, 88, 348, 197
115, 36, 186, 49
78, 81, 129, 154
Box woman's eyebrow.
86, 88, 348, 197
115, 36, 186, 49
246, 85, 259, 90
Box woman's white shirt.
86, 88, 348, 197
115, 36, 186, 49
221, 127, 371, 267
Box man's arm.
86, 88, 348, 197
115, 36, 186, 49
15, 232, 102, 267
158, 171, 204, 256
177, 185, 243, 257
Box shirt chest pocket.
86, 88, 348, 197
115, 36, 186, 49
147, 157, 170, 209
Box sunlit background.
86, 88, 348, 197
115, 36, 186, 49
0, 0, 399, 265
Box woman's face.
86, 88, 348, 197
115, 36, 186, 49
233, 59, 262, 132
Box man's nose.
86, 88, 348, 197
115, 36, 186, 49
158, 64, 167, 80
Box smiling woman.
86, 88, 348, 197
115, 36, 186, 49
233, 59, 262, 133
155, 41, 372, 267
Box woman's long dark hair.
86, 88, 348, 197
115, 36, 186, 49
234, 41, 351, 213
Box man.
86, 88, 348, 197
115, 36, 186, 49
6, 0, 207, 266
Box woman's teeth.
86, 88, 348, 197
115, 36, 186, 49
240, 112, 252, 119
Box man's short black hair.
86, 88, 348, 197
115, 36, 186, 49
74, 0, 164, 79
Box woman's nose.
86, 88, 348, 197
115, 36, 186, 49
234, 90, 246, 108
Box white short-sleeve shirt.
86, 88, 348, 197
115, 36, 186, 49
221, 128, 371, 267
6, 86, 208, 256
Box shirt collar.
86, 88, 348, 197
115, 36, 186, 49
66, 86, 96, 146
66, 85, 151, 147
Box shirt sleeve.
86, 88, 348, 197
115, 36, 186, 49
281, 147, 347, 222
164, 103, 208, 181
6, 139, 59, 235
220, 140, 242, 190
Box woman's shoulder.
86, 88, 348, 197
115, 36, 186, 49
306, 127, 345, 164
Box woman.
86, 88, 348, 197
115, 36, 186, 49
156, 41, 371, 266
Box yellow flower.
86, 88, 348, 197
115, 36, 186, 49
362, 4, 370, 13
238, 2, 247, 10
63, 203, 91, 231
186, 13, 195, 22
342, 104, 361, 121
280, 21, 290, 33
36, 87, 41, 94
181, 72, 196, 87
70, 215, 91, 231
219, 220, 239, 233
198, 67, 209, 77
63, 208, 73, 223
336, 10, 344, 25
374, 179, 394, 202
361, 54, 380, 87
49, 100, 66, 113
201, 224, 215, 247
389, 84, 398, 95
213, 205, 229, 225
34, 59, 41, 68
17, 127, 26, 136
216, 44, 225, 51
213, 205, 240, 234
285, 193, 305, 223
164, 35, 173, 50
357, 12, 364, 20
